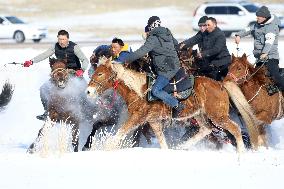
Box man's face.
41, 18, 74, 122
256, 16, 266, 24
199, 24, 207, 33
206, 20, 216, 33
111, 43, 122, 56
57, 35, 69, 48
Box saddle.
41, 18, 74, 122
147, 67, 195, 102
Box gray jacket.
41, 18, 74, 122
236, 15, 280, 60
125, 26, 180, 80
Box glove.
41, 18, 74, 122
23, 60, 33, 67
75, 69, 84, 77
260, 53, 268, 61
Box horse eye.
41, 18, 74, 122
97, 73, 103, 76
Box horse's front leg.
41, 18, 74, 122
148, 121, 168, 149
105, 114, 143, 150
27, 119, 55, 154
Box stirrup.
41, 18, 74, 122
36, 111, 48, 121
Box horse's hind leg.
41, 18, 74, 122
72, 123, 79, 152
217, 118, 245, 153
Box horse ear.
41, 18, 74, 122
242, 53, 247, 60
105, 58, 113, 68
49, 57, 55, 67
232, 53, 236, 60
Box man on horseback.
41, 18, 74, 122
125, 16, 184, 117
179, 17, 231, 81
23, 30, 89, 120
88, 38, 132, 78
235, 6, 283, 96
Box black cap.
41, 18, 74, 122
198, 16, 208, 26
147, 16, 160, 26
256, 6, 271, 18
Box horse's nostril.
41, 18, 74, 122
87, 90, 90, 94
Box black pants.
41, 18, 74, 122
197, 64, 229, 81
257, 59, 284, 90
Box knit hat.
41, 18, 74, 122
256, 6, 271, 18
198, 16, 208, 26
147, 16, 160, 26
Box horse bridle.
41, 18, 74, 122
227, 65, 249, 84
50, 67, 69, 81
90, 70, 117, 93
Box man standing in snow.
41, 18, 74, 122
235, 6, 283, 96
24, 30, 89, 120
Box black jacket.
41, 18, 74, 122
55, 41, 81, 70
126, 27, 180, 79
183, 27, 231, 67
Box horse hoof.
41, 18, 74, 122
82, 146, 91, 151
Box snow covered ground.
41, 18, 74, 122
1, 6, 284, 189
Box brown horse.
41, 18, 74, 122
86, 58, 247, 153
28, 58, 93, 153
224, 54, 284, 149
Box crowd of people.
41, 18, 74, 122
23, 5, 282, 120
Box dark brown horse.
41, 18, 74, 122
0, 81, 14, 111
224, 54, 284, 149
86, 58, 247, 153
28, 58, 93, 153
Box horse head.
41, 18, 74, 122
87, 58, 116, 98
49, 57, 69, 89
178, 47, 197, 72
90, 47, 112, 69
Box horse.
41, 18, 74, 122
223, 53, 284, 149
27, 58, 95, 153
86, 58, 248, 153
0, 81, 14, 111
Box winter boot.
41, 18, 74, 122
36, 111, 48, 121
172, 102, 185, 118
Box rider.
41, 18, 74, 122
125, 16, 184, 117
24, 30, 89, 120
88, 37, 132, 78
235, 6, 283, 95
179, 17, 231, 81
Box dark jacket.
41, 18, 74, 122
55, 41, 81, 70
183, 27, 231, 67
125, 26, 180, 79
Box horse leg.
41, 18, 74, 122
216, 118, 245, 154
27, 120, 55, 154
71, 122, 79, 152
257, 124, 268, 148
83, 118, 117, 150
177, 117, 212, 149
105, 114, 143, 150
148, 121, 168, 149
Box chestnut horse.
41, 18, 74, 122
86, 58, 247, 153
28, 58, 94, 153
224, 54, 284, 149
0, 81, 14, 111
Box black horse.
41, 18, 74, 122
0, 81, 14, 111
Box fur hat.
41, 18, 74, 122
198, 16, 208, 26
256, 6, 271, 18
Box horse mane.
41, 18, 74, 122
49, 57, 67, 70
112, 63, 147, 98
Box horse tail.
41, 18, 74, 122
223, 81, 260, 150
0, 81, 14, 110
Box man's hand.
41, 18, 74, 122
260, 53, 268, 61
75, 69, 84, 77
178, 43, 186, 50
235, 35, 241, 44
23, 60, 33, 67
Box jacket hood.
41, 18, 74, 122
149, 26, 173, 42
261, 15, 280, 27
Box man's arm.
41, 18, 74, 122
180, 32, 203, 49
262, 26, 278, 55
125, 36, 155, 63
32, 45, 55, 63
74, 45, 89, 71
